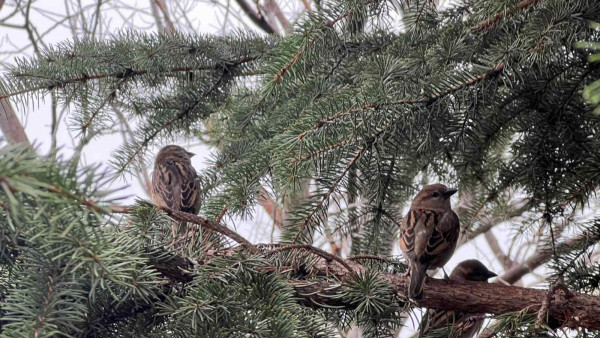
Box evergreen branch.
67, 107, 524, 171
291, 145, 367, 243
158, 245, 600, 330
412, 0, 434, 28
470, 0, 543, 31
296, 103, 376, 141
142, 205, 258, 253
296, 62, 504, 141
117, 71, 228, 173
428, 62, 505, 101
0, 56, 256, 101
266, 244, 354, 272
0, 171, 257, 253
293, 118, 395, 163
80, 78, 126, 137
62, 198, 258, 253
347, 255, 390, 263
273, 1, 377, 82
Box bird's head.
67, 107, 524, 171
154, 145, 195, 165
450, 259, 497, 282
411, 184, 457, 211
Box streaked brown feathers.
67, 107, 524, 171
151, 145, 201, 243
420, 260, 496, 337
399, 184, 459, 300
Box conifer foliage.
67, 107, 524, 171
1, 0, 600, 337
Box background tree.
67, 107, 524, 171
1, 0, 600, 337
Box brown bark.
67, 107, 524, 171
150, 244, 600, 331
0, 98, 30, 146
498, 230, 591, 285
99, 201, 600, 331
234, 0, 278, 34
258, 188, 282, 227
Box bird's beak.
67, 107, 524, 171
444, 189, 458, 198
486, 271, 497, 279
187, 151, 196, 157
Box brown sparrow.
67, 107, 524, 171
151, 145, 201, 244
421, 259, 497, 337
399, 184, 459, 300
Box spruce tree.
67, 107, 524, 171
1, 0, 600, 337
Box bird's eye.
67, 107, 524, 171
431, 192, 440, 198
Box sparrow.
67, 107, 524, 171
420, 259, 497, 338
151, 145, 201, 244
399, 184, 459, 300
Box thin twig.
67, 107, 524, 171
154, 0, 175, 33
234, 0, 277, 34
471, 0, 542, 31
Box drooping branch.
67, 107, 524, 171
292, 145, 367, 243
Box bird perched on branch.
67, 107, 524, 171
151, 145, 201, 246
400, 184, 459, 300
420, 259, 497, 337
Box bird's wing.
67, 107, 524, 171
401, 209, 459, 264
400, 209, 418, 260
177, 162, 201, 214
151, 161, 182, 211
425, 210, 459, 257
401, 209, 438, 258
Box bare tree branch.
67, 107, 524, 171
0, 98, 30, 146
265, 0, 291, 34
153, 0, 175, 33
484, 230, 516, 271
234, 0, 277, 34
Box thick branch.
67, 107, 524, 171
498, 230, 594, 285
154, 245, 600, 331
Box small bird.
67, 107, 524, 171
151, 145, 201, 245
420, 259, 497, 338
399, 184, 459, 300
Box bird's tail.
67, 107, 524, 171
408, 263, 428, 301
